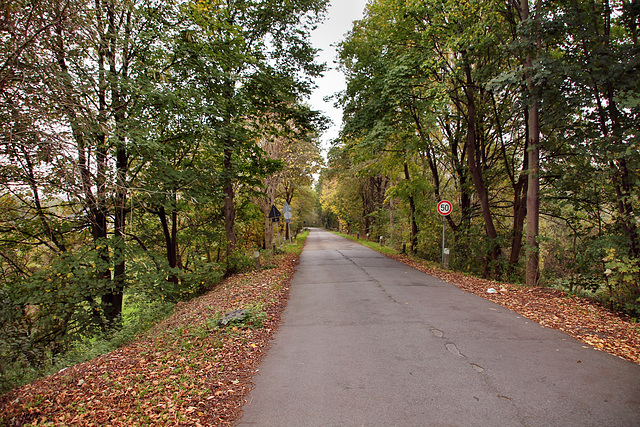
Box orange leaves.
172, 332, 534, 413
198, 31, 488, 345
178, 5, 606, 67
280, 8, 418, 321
0, 253, 299, 426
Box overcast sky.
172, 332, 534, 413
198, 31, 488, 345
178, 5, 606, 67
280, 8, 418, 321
308, 0, 369, 154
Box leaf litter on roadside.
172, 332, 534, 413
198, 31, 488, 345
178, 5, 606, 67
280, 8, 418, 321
0, 253, 298, 427
2, 248, 639, 426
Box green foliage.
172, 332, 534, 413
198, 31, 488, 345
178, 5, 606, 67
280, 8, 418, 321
0, 0, 327, 395
225, 250, 255, 276
603, 249, 640, 316
554, 274, 602, 295
0, 244, 117, 391
450, 224, 505, 277
605, 250, 640, 285
0, 290, 176, 395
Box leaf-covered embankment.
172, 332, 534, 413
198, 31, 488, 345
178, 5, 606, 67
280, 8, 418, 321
0, 252, 298, 426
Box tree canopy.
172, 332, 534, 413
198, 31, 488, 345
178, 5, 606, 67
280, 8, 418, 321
320, 0, 639, 312
0, 0, 328, 392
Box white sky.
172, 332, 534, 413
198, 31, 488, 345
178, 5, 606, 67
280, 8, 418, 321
308, 0, 369, 155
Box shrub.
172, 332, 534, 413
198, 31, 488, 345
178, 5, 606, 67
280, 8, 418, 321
603, 249, 640, 316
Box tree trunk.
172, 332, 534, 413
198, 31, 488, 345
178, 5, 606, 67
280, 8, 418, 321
519, 0, 541, 287
101, 2, 130, 325
158, 201, 179, 285
611, 158, 640, 258
105, 143, 127, 325
55, 11, 114, 327
221, 71, 238, 261
463, 57, 502, 277
525, 101, 540, 286
389, 198, 395, 240
263, 203, 274, 250
510, 174, 528, 273
403, 162, 419, 253
223, 146, 238, 255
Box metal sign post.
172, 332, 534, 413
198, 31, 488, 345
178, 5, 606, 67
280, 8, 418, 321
282, 202, 293, 244
442, 216, 446, 266
284, 212, 292, 244
437, 200, 452, 268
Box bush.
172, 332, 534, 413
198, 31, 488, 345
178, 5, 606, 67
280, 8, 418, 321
225, 250, 254, 275
553, 273, 602, 295
603, 249, 640, 316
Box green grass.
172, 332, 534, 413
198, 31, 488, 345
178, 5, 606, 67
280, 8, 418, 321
282, 229, 310, 256
332, 231, 401, 256
331, 230, 446, 272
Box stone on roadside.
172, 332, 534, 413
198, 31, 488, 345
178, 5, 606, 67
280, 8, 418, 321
218, 309, 249, 327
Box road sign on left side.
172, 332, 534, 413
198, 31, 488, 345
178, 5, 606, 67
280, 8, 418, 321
269, 205, 282, 221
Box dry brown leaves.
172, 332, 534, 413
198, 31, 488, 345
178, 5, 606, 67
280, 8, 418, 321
3, 247, 639, 427
0, 253, 298, 427
387, 253, 640, 365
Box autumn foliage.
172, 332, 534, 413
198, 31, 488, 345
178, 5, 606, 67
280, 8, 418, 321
0, 252, 299, 426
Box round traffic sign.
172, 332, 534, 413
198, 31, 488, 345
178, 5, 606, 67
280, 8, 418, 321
437, 200, 452, 216
283, 211, 292, 220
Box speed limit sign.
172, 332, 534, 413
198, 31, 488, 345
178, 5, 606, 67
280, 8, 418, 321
437, 200, 452, 216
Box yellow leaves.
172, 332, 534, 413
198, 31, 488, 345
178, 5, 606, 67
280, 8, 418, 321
582, 334, 605, 349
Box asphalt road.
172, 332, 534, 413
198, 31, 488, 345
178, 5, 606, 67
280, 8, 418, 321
238, 228, 640, 426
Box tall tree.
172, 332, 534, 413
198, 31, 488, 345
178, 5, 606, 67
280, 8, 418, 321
516, 0, 542, 286
184, 0, 328, 261
253, 106, 323, 248
338, 0, 527, 274
538, 0, 639, 296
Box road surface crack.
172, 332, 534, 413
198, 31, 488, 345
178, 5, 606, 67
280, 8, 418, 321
337, 250, 402, 304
